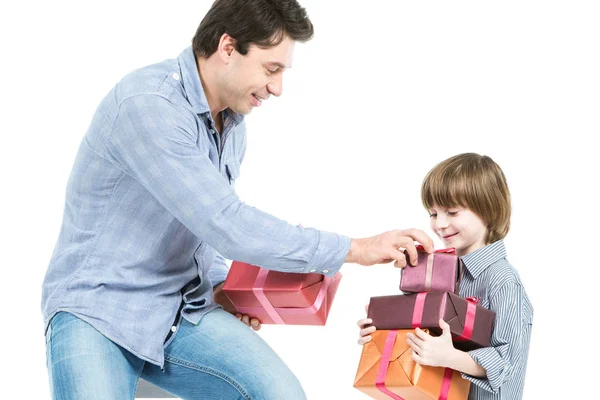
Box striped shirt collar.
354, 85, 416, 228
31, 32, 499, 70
461, 240, 507, 279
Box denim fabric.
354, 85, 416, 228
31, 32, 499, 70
41, 46, 351, 366
46, 311, 306, 399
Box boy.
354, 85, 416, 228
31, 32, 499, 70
358, 153, 533, 399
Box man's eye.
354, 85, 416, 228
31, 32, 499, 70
267, 68, 277, 75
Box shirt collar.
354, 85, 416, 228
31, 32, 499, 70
177, 46, 243, 125
461, 240, 507, 279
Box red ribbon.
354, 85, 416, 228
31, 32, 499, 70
415, 245, 456, 254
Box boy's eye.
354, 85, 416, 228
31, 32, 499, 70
429, 213, 437, 218
448, 211, 458, 216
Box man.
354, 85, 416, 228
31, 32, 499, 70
42, 0, 434, 398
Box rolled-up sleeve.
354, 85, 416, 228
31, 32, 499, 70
106, 94, 349, 276
461, 281, 528, 393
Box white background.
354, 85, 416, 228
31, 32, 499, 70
1, 1, 599, 399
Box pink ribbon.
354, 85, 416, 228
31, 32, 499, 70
424, 253, 434, 291
438, 368, 454, 400
252, 268, 285, 324
375, 329, 454, 400
454, 297, 479, 342
414, 246, 456, 292
235, 268, 332, 324
376, 330, 405, 399
411, 292, 428, 328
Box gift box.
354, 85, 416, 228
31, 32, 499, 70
354, 329, 470, 399
367, 292, 495, 351
222, 261, 342, 325
400, 247, 461, 294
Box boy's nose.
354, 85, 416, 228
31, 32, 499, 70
435, 215, 449, 230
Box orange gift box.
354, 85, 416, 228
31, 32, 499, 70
222, 261, 342, 325
354, 329, 470, 399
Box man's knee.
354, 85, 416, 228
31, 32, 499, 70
242, 363, 306, 400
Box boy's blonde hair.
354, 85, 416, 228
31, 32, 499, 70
421, 153, 511, 244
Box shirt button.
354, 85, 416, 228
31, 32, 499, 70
322, 269, 329, 273
171, 326, 177, 333
210, 129, 216, 134
309, 269, 316, 272
172, 72, 180, 81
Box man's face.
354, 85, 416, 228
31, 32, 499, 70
219, 35, 295, 115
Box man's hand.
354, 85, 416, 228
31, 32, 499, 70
213, 282, 261, 331
345, 229, 434, 267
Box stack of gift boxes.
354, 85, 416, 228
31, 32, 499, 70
353, 247, 496, 400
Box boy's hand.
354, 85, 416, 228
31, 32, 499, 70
406, 319, 455, 367
357, 304, 376, 345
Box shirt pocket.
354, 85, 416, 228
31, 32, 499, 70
225, 158, 241, 189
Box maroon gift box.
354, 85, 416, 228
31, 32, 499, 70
400, 247, 462, 294
367, 292, 495, 351
222, 261, 342, 325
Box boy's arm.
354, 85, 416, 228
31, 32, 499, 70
459, 281, 532, 394
446, 348, 487, 377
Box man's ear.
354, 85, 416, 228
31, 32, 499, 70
217, 33, 237, 64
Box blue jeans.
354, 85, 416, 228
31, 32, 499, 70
45, 310, 306, 399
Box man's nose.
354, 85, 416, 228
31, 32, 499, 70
266, 73, 283, 97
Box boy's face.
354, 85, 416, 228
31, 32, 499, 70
428, 204, 487, 256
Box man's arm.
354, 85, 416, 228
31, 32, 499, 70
107, 95, 433, 275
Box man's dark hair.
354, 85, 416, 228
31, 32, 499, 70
192, 0, 314, 57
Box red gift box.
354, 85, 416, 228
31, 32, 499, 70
222, 261, 342, 325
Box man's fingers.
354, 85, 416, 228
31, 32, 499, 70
400, 229, 435, 253
242, 315, 250, 326
250, 318, 261, 331
389, 248, 407, 268
397, 238, 420, 266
